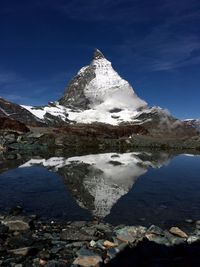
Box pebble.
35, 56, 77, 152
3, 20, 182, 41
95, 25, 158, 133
147, 225, 165, 236
169, 227, 188, 238
73, 255, 102, 267
60, 226, 94, 241
145, 233, 170, 246
103, 240, 118, 248
9, 247, 31, 256
2, 216, 31, 231
39, 259, 48, 265
165, 231, 186, 246
89, 240, 96, 247
187, 235, 200, 244
115, 226, 147, 244
0, 209, 200, 266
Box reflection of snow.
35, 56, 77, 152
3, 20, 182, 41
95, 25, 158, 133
19, 152, 171, 218
19, 157, 67, 170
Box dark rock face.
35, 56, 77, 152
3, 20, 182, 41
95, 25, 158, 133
0, 117, 29, 133
93, 48, 105, 60
44, 112, 70, 126
0, 98, 44, 126
59, 49, 106, 110
59, 65, 96, 109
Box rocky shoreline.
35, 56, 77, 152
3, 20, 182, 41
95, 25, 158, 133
1, 126, 200, 155
1, 208, 200, 266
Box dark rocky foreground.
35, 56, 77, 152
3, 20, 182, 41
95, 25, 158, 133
1, 122, 200, 154
1, 208, 200, 266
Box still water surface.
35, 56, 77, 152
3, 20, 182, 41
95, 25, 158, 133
0, 151, 200, 228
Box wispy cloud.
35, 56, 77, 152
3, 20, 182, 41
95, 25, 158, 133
108, 0, 200, 72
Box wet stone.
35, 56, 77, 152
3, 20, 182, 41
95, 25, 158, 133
187, 235, 200, 244
169, 227, 188, 238
94, 240, 106, 250
9, 247, 31, 256
71, 221, 87, 228
60, 226, 95, 241
147, 225, 165, 236
76, 247, 96, 257
73, 255, 102, 267
39, 259, 48, 266
107, 247, 120, 259
103, 240, 117, 248
93, 223, 112, 233
89, 240, 96, 248
2, 216, 31, 231
165, 231, 186, 246
115, 226, 147, 244
145, 233, 170, 246
194, 229, 200, 236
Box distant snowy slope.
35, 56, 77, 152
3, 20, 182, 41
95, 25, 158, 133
184, 119, 200, 132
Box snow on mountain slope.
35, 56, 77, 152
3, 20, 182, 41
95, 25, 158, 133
21, 104, 69, 120
82, 50, 147, 110
21, 102, 172, 126
60, 49, 147, 111
21, 50, 174, 126
21, 103, 154, 126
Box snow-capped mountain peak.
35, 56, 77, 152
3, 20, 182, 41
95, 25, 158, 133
20, 49, 182, 127
59, 49, 147, 111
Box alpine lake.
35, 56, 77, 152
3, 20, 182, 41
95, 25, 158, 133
0, 149, 200, 230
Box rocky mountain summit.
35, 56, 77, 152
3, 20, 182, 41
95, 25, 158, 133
20, 49, 150, 126
59, 49, 147, 111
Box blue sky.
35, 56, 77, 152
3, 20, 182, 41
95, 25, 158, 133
0, 0, 200, 119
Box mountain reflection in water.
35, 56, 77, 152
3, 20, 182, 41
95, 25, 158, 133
19, 152, 171, 218
1, 151, 200, 227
